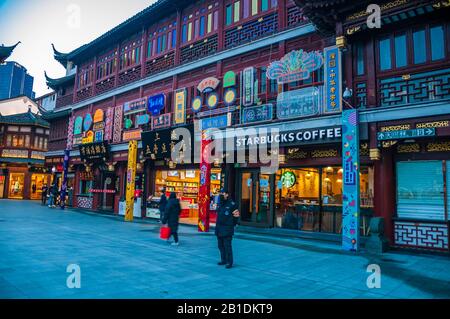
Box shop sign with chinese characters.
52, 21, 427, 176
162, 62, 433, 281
277, 86, 323, 119
79, 142, 110, 161
124, 97, 147, 114
323, 46, 342, 114
197, 77, 220, 93
122, 129, 142, 141
152, 113, 172, 130
174, 88, 187, 124
241, 104, 273, 124
241, 67, 255, 107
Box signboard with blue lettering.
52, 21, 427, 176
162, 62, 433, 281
324, 46, 342, 114
277, 87, 322, 119
148, 94, 166, 116
377, 128, 435, 141
200, 114, 231, 130
241, 104, 273, 124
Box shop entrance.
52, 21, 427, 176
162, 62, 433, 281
100, 172, 116, 211
8, 173, 25, 199
238, 170, 273, 227
0, 175, 5, 198
30, 174, 47, 200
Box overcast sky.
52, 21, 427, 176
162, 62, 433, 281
0, 0, 156, 98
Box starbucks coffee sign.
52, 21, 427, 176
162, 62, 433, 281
235, 126, 342, 148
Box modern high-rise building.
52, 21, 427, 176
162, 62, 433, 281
0, 61, 35, 100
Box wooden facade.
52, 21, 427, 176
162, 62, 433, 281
44, 0, 450, 253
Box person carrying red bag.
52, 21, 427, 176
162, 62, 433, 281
161, 192, 181, 245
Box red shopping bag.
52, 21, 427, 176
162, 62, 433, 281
160, 226, 171, 240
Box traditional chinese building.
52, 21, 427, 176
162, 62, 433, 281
0, 42, 20, 64
0, 101, 50, 200
44, 0, 450, 253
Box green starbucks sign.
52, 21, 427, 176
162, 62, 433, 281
281, 171, 297, 189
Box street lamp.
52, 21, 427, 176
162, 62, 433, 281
343, 87, 353, 109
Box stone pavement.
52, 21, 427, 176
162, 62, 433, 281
0, 200, 449, 299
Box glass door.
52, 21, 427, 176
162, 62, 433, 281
238, 170, 273, 227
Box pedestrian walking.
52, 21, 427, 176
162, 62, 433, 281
41, 184, 48, 205
162, 192, 181, 246
215, 189, 240, 269
158, 187, 168, 223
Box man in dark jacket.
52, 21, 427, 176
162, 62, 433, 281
215, 189, 240, 269
162, 192, 181, 246
41, 184, 48, 205
158, 187, 168, 222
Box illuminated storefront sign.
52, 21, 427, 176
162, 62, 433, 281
82, 131, 94, 144
223, 71, 236, 88
74, 116, 83, 135
324, 46, 342, 114
207, 93, 219, 109
125, 140, 138, 222
241, 67, 255, 107
93, 109, 104, 123
122, 129, 142, 141
152, 113, 172, 130
277, 86, 323, 119
94, 130, 104, 142
200, 113, 231, 130
148, 93, 166, 116
198, 77, 220, 93
31, 151, 45, 160
83, 113, 93, 131
174, 88, 187, 124
136, 114, 150, 126
241, 104, 273, 124
281, 171, 297, 188
342, 109, 360, 252
2, 149, 28, 159
192, 97, 202, 112
79, 141, 109, 161
124, 97, 147, 114
197, 106, 236, 118
224, 88, 237, 106
267, 49, 324, 84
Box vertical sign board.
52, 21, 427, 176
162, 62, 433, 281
198, 132, 212, 233
60, 149, 70, 210
125, 140, 138, 222
324, 46, 343, 114
342, 109, 360, 251
241, 67, 254, 106
174, 88, 187, 124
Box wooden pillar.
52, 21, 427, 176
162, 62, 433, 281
92, 56, 98, 96
217, 0, 225, 51
141, 26, 148, 78
174, 9, 182, 66
278, 0, 287, 30
374, 148, 395, 245
114, 43, 121, 88
366, 37, 377, 107
73, 65, 78, 104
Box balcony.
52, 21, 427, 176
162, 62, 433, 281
379, 68, 450, 107
180, 35, 218, 64
55, 94, 74, 108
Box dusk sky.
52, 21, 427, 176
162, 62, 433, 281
0, 0, 157, 97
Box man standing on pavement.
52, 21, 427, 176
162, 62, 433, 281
215, 189, 240, 269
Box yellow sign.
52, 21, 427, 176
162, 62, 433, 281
174, 88, 186, 124
380, 124, 411, 132
125, 140, 137, 222
93, 109, 104, 123
82, 131, 94, 144
416, 121, 449, 129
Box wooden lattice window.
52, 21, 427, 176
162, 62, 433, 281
147, 17, 177, 59
181, 1, 219, 46
77, 62, 94, 89
96, 49, 117, 81
119, 34, 143, 71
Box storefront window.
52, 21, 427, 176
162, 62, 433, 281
30, 174, 48, 200
397, 161, 445, 221
8, 173, 25, 199
79, 180, 93, 196
275, 166, 374, 235
153, 168, 222, 225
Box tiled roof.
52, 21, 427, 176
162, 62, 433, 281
0, 42, 20, 63
44, 71, 75, 90
0, 110, 50, 127
51, 0, 190, 63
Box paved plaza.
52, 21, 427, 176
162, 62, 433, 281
0, 200, 449, 299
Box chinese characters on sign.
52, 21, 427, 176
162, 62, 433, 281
277, 87, 323, 119
324, 46, 343, 114
241, 67, 255, 107
124, 97, 147, 114
200, 113, 231, 130
148, 94, 166, 116
152, 113, 172, 130
79, 142, 109, 161
241, 104, 273, 124
174, 88, 187, 124
197, 77, 220, 93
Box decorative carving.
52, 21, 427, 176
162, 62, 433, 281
395, 221, 448, 250
118, 66, 142, 87
145, 51, 175, 77
426, 141, 450, 152
181, 35, 218, 64
397, 143, 420, 153
311, 149, 338, 158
